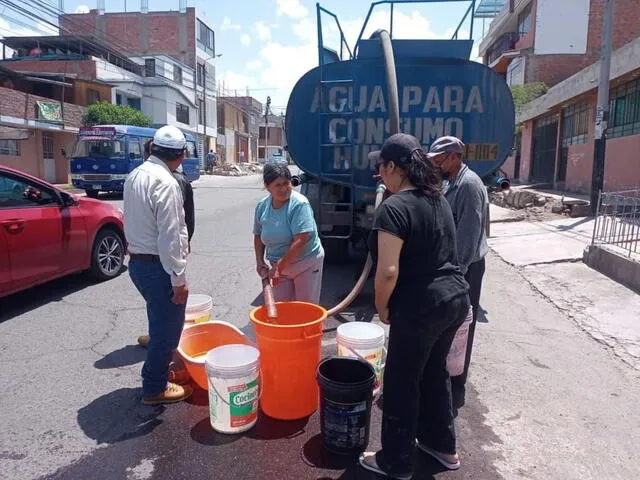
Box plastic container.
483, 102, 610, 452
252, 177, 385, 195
185, 294, 213, 324
446, 306, 473, 376
177, 321, 252, 390
250, 301, 327, 420
336, 322, 386, 396
205, 344, 260, 434
317, 357, 376, 455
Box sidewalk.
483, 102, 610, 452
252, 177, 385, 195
487, 214, 640, 371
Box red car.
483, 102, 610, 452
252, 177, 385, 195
0, 165, 126, 299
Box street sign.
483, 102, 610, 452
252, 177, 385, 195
286, 57, 515, 189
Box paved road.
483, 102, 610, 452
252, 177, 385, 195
1, 174, 639, 480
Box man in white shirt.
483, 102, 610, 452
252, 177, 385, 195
124, 125, 192, 405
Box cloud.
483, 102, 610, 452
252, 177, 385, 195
246, 59, 263, 70
292, 18, 315, 43
240, 34, 252, 47
217, 71, 258, 97
75, 5, 90, 14
221, 17, 241, 32
254, 21, 277, 41
0, 17, 57, 45
276, 0, 308, 19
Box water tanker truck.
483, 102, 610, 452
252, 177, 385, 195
285, 1, 515, 259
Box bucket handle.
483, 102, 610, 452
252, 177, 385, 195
343, 345, 387, 374
208, 369, 263, 407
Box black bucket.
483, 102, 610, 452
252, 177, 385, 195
316, 356, 376, 456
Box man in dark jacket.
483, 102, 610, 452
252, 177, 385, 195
427, 136, 489, 410
137, 140, 195, 349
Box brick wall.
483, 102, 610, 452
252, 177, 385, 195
60, 9, 198, 68
0, 86, 85, 128
525, 0, 640, 87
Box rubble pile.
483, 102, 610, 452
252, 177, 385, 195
491, 188, 565, 221
209, 163, 263, 177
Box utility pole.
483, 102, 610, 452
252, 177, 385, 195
590, 0, 614, 215
264, 96, 271, 163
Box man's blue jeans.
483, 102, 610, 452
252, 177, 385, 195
129, 259, 186, 398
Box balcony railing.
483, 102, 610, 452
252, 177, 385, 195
487, 32, 519, 65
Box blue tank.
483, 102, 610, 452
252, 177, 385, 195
286, 52, 515, 192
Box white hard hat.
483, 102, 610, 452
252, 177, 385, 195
154, 125, 186, 150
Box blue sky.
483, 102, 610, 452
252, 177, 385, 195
2, 0, 488, 113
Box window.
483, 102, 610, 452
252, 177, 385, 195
87, 88, 101, 104
42, 132, 54, 159
186, 141, 197, 158
128, 140, 142, 159
517, 3, 533, 39
127, 98, 141, 111
609, 78, 640, 138
116, 93, 123, 105
0, 173, 56, 208
0, 139, 20, 156
176, 103, 190, 124
197, 63, 205, 87
173, 65, 183, 84
72, 139, 126, 158
197, 19, 215, 55
145, 58, 156, 77
561, 102, 590, 146
258, 147, 265, 159
259, 126, 266, 140
198, 98, 205, 125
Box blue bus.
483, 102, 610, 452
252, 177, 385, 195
70, 125, 201, 197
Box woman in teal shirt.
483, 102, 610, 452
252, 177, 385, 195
253, 163, 324, 304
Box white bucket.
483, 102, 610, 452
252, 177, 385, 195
336, 322, 386, 396
446, 306, 473, 376
185, 294, 213, 325
205, 344, 260, 434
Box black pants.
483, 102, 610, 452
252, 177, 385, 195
451, 257, 486, 407
376, 294, 470, 477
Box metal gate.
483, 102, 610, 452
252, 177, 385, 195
531, 113, 559, 185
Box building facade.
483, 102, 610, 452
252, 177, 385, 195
0, 67, 85, 183
1, 35, 211, 169
503, 36, 640, 193
478, 0, 640, 88
59, 7, 218, 162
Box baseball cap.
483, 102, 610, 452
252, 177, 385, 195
153, 125, 186, 151
369, 133, 423, 168
426, 136, 464, 158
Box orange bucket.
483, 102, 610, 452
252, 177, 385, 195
177, 321, 252, 390
250, 301, 327, 420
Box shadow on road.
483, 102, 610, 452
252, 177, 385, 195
0, 271, 126, 324
245, 413, 309, 441
94, 345, 146, 370
77, 387, 165, 444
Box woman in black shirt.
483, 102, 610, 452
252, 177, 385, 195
359, 133, 470, 479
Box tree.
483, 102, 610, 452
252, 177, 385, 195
83, 102, 152, 127
510, 82, 548, 133
510, 82, 548, 118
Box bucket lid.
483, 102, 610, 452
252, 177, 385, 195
205, 344, 259, 373
186, 294, 213, 313
337, 322, 385, 344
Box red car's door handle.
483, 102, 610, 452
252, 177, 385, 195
1, 219, 26, 234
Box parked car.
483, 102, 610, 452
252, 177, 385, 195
0, 165, 125, 299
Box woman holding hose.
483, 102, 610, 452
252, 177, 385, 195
359, 133, 470, 478
253, 163, 324, 304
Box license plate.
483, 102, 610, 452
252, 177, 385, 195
92, 185, 102, 190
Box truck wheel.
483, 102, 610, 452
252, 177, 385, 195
85, 189, 99, 198
89, 228, 125, 281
